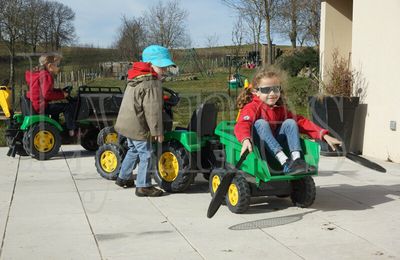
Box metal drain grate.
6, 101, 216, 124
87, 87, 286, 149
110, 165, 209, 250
229, 215, 302, 230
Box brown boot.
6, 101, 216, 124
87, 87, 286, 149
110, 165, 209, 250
135, 186, 163, 197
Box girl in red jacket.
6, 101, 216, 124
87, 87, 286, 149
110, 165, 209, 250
234, 68, 341, 175
26, 54, 76, 136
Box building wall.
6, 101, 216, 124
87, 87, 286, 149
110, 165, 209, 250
351, 0, 400, 162
320, 0, 353, 82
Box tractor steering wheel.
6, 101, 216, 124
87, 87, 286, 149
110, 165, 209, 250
162, 87, 180, 107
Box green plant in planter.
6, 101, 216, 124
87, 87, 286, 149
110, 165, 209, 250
323, 50, 354, 97
309, 49, 361, 156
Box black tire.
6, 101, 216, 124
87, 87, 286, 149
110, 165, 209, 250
95, 144, 125, 180
81, 127, 99, 151
97, 126, 119, 146
209, 168, 227, 205
290, 176, 316, 208
225, 173, 251, 214
153, 141, 194, 192
22, 122, 61, 160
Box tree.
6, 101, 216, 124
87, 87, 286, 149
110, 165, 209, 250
143, 0, 190, 48
114, 16, 146, 61
0, 0, 25, 87
50, 2, 76, 50
21, 0, 46, 52
304, 0, 321, 48
222, 0, 279, 65
276, 0, 302, 49
231, 17, 245, 58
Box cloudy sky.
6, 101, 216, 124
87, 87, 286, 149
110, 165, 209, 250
62, 0, 241, 48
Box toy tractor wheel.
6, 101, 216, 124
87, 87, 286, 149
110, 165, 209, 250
97, 126, 119, 146
209, 168, 227, 205
95, 144, 125, 180
225, 173, 251, 214
23, 122, 61, 160
290, 176, 316, 208
153, 142, 193, 192
81, 127, 99, 151
97, 126, 128, 150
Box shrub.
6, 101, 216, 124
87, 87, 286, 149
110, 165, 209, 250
276, 47, 319, 77
287, 77, 318, 107
324, 49, 353, 97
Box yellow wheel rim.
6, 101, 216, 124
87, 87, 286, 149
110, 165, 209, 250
100, 151, 118, 173
33, 130, 55, 153
228, 183, 239, 206
158, 152, 179, 182
211, 175, 221, 193
105, 133, 118, 144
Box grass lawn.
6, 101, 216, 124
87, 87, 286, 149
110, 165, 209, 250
0, 69, 314, 147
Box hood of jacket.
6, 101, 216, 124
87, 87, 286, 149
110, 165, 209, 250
127, 62, 158, 80
25, 69, 42, 86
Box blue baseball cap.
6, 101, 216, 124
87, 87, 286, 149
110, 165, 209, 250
142, 45, 176, 68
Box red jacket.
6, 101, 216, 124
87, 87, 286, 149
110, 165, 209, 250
25, 70, 64, 113
234, 95, 328, 143
127, 62, 158, 79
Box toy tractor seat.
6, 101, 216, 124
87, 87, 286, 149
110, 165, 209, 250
176, 102, 218, 136
20, 95, 37, 116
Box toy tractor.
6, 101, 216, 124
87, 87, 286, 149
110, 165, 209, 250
1, 84, 123, 160
209, 121, 319, 214
95, 87, 225, 193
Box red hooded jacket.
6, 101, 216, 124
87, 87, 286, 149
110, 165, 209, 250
234, 95, 328, 143
25, 69, 64, 113
127, 62, 158, 79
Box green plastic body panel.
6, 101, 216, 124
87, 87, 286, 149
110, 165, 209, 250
164, 130, 213, 152
20, 115, 63, 131
215, 121, 320, 185
13, 113, 25, 124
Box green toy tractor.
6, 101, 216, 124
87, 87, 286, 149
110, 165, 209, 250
95, 87, 224, 193
2, 85, 123, 160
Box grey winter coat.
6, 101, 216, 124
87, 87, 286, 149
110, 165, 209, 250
114, 75, 163, 140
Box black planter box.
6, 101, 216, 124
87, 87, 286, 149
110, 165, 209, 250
308, 96, 359, 156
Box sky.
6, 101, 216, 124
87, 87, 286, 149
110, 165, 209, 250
62, 0, 241, 48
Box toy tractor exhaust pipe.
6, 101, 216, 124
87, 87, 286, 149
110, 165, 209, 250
207, 150, 249, 218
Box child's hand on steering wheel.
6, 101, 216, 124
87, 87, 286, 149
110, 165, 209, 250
240, 139, 253, 156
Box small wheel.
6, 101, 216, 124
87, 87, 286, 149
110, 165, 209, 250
291, 176, 316, 208
209, 169, 227, 205
81, 127, 99, 151
225, 173, 251, 214
153, 141, 194, 192
23, 122, 61, 160
97, 126, 119, 146
95, 144, 125, 180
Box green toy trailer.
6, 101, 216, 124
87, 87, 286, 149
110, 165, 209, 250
209, 120, 319, 214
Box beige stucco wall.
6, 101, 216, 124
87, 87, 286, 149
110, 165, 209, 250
351, 0, 400, 162
320, 0, 353, 82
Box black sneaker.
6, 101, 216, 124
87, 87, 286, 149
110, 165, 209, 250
135, 186, 163, 197
288, 158, 307, 175
115, 177, 135, 188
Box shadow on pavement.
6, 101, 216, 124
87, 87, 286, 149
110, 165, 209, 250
313, 183, 400, 211
229, 210, 317, 230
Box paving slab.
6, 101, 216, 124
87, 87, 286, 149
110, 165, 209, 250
1, 145, 400, 260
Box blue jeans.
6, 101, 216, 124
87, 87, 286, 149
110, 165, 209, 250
118, 138, 152, 188
253, 119, 302, 156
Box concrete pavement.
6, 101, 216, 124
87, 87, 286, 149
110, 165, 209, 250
1, 145, 400, 259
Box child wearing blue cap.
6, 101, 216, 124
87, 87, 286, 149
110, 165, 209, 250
114, 45, 175, 197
